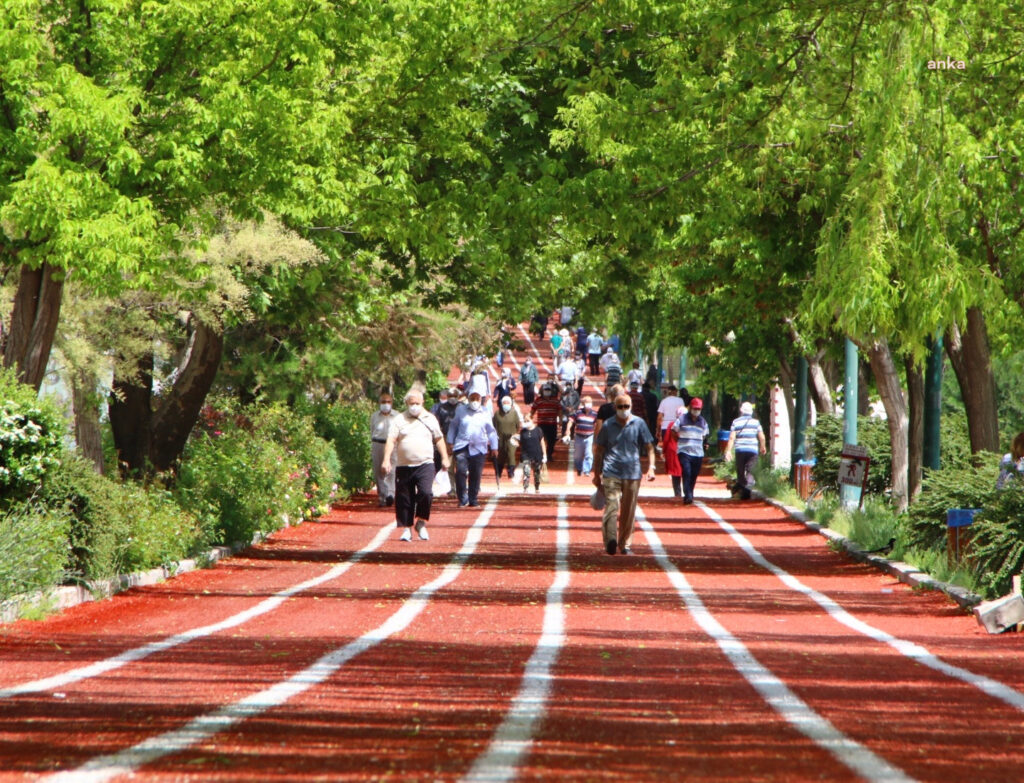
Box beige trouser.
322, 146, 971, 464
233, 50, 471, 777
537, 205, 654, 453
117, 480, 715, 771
602, 476, 640, 550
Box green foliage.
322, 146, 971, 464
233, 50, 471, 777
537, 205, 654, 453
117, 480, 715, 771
969, 485, 1024, 599
808, 415, 893, 496
903, 457, 1000, 551
306, 400, 375, 495
811, 494, 901, 555
176, 401, 339, 546
40, 456, 205, 580
0, 369, 66, 505
0, 501, 70, 604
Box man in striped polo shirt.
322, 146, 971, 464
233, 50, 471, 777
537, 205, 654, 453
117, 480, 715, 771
673, 397, 709, 505
723, 401, 767, 500
569, 396, 598, 476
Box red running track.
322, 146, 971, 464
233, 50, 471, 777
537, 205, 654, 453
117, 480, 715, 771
3, 486, 1024, 781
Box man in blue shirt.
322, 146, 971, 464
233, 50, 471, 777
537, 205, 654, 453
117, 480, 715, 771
592, 393, 656, 555
673, 397, 710, 505
723, 401, 767, 500
447, 391, 499, 507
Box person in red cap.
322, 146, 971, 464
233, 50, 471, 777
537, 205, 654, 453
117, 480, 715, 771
672, 397, 710, 505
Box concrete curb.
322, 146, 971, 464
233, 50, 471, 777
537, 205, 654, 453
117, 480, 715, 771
755, 492, 983, 611
1, 533, 270, 626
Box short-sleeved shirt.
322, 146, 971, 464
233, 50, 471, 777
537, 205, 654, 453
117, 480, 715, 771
595, 414, 654, 480
674, 412, 710, 458
572, 409, 598, 437
730, 415, 764, 453
556, 361, 578, 384
587, 333, 604, 354
370, 410, 401, 443
531, 395, 562, 426
388, 412, 443, 467
519, 426, 544, 462
657, 395, 685, 431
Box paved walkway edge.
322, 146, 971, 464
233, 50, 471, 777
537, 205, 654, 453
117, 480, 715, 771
755, 492, 983, 611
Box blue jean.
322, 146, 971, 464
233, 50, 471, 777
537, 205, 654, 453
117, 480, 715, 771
455, 449, 486, 505
574, 434, 593, 474
680, 453, 704, 502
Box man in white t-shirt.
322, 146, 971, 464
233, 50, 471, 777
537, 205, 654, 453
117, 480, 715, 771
656, 385, 686, 437
382, 390, 449, 541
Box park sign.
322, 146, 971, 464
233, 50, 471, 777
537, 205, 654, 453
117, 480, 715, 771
839, 444, 871, 502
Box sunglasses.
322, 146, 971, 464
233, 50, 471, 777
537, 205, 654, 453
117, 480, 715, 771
616, 404, 631, 410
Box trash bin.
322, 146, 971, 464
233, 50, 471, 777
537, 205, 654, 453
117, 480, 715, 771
794, 459, 816, 500
947, 508, 981, 566
717, 429, 731, 457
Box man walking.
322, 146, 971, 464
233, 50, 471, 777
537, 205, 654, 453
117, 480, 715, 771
592, 393, 656, 555
447, 391, 499, 507
381, 390, 448, 541
587, 328, 604, 375
431, 388, 460, 495
723, 402, 767, 500
520, 357, 539, 405
370, 392, 401, 507
493, 394, 522, 484
531, 376, 563, 462
673, 397, 709, 505
569, 395, 597, 476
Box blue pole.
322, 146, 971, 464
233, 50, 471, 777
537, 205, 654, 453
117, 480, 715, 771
841, 338, 860, 508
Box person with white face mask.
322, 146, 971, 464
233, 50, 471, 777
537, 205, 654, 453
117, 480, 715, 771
592, 394, 656, 556
381, 390, 448, 541
370, 392, 402, 507
492, 395, 523, 485
446, 391, 498, 507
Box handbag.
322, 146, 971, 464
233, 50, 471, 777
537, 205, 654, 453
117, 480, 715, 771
539, 462, 549, 483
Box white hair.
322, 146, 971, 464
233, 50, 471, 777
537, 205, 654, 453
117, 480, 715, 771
740, 401, 754, 415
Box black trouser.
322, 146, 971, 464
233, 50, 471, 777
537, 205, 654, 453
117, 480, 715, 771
522, 381, 536, 405
395, 463, 435, 527
735, 452, 758, 498
454, 448, 486, 505
671, 475, 682, 497
539, 422, 559, 462
588, 353, 601, 374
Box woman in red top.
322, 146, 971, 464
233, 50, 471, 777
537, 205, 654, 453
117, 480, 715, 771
663, 425, 682, 498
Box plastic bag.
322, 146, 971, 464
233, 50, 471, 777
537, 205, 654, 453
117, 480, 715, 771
433, 469, 451, 496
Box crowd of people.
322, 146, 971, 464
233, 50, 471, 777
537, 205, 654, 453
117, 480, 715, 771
373, 310, 768, 553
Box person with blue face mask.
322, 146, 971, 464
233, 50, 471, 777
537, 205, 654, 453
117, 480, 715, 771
447, 391, 499, 507
592, 394, 656, 555
370, 392, 401, 507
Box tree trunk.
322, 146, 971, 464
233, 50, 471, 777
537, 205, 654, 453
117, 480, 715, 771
808, 352, 835, 416
149, 316, 224, 472
945, 307, 1000, 453
778, 355, 796, 428
867, 338, 909, 512
858, 360, 871, 416
71, 368, 105, 475
2, 263, 65, 391
110, 353, 155, 478
904, 355, 924, 502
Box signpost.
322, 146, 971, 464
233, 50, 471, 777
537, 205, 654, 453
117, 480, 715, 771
838, 444, 870, 509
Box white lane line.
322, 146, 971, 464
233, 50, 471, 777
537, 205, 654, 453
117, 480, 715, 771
696, 501, 1024, 713
638, 509, 916, 783
41, 499, 503, 783
517, 325, 553, 375
0, 521, 396, 701
462, 496, 569, 783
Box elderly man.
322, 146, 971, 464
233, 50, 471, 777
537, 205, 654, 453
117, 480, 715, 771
592, 393, 656, 555
381, 390, 449, 541
674, 397, 709, 506
370, 392, 401, 506
447, 390, 499, 507
723, 401, 767, 500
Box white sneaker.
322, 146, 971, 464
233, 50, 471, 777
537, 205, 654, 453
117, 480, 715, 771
399, 527, 412, 541
415, 520, 429, 540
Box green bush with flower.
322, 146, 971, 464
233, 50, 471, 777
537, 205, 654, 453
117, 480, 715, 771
0, 369, 66, 508
175, 401, 339, 547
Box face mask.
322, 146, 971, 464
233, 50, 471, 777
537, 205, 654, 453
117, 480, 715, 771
501, 401, 512, 412
379, 403, 392, 414
616, 408, 630, 420
407, 404, 422, 417
469, 401, 481, 412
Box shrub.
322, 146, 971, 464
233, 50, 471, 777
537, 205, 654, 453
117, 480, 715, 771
41, 456, 205, 580
0, 501, 70, 604
808, 415, 892, 496
306, 399, 374, 495
969, 484, 1024, 598
248, 403, 340, 518
175, 420, 304, 547
0, 369, 66, 507
903, 456, 1000, 551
